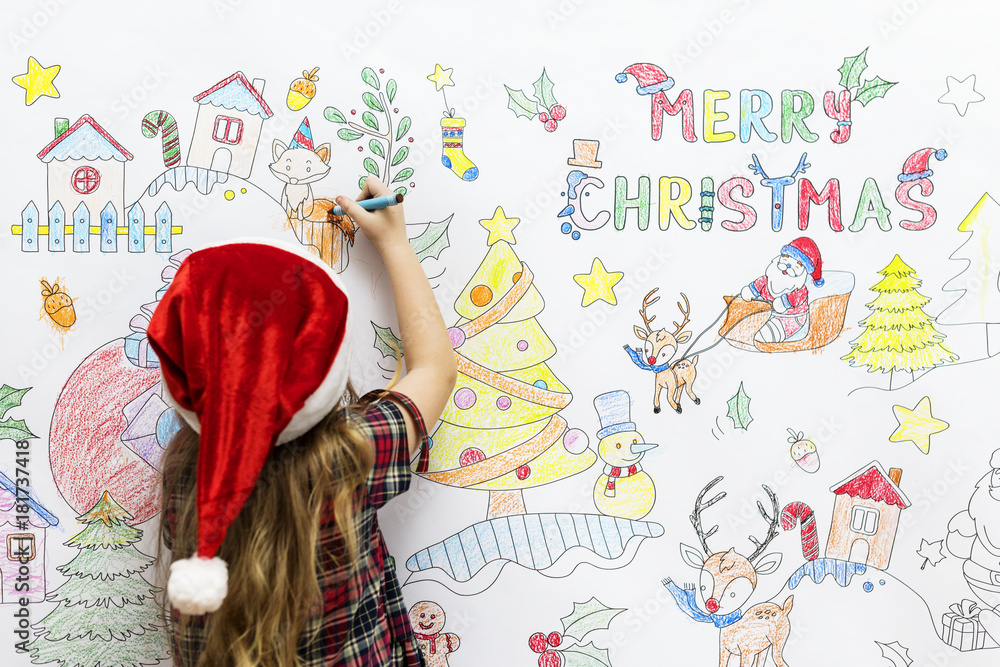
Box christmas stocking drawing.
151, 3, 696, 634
441, 117, 478, 181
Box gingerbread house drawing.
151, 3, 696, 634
825, 461, 909, 570
37, 115, 133, 221
0, 471, 59, 603
188, 72, 273, 178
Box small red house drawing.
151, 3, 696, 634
825, 461, 909, 570
37, 115, 133, 220
0, 471, 59, 603
187, 72, 273, 178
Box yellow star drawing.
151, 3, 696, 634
12, 56, 61, 105
426, 64, 454, 91
574, 258, 624, 307
479, 206, 519, 245
889, 396, 949, 454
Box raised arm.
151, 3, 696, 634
336, 178, 458, 456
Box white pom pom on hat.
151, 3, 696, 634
167, 556, 229, 615
148, 238, 352, 613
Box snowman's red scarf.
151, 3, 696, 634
604, 463, 642, 493
414, 633, 456, 654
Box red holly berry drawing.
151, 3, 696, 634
504, 68, 567, 132
524, 598, 624, 667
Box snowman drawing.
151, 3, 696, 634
592, 390, 658, 520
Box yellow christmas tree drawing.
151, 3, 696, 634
843, 254, 957, 388
406, 211, 663, 590
418, 226, 595, 517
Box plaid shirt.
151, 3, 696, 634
166, 389, 429, 667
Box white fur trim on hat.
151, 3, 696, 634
168, 556, 229, 615
157, 236, 353, 446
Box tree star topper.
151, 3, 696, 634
427, 63, 455, 91
573, 258, 623, 307
888, 396, 949, 454
12, 56, 61, 105
479, 206, 520, 245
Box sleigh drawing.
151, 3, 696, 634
719, 270, 855, 353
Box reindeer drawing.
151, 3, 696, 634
624, 289, 700, 414
663, 477, 793, 667
748, 152, 810, 232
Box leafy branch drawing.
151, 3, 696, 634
837, 47, 897, 106
324, 67, 414, 196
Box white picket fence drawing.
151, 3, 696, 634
13, 200, 183, 253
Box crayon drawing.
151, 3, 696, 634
528, 597, 624, 667
0, 470, 58, 604
27, 491, 170, 665
843, 255, 958, 390
558, 170, 610, 240
324, 66, 415, 194
623, 289, 700, 414
936, 193, 1000, 358
48, 251, 189, 524
286, 66, 320, 111
504, 68, 567, 132
592, 391, 657, 520
409, 600, 461, 667
888, 396, 949, 455
405, 215, 662, 593
573, 258, 623, 308
187, 71, 272, 178
11, 56, 60, 106
427, 64, 478, 182
39, 278, 76, 334
825, 461, 908, 571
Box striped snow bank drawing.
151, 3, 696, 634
406, 512, 664, 582
147, 165, 230, 196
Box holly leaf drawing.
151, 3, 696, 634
837, 47, 868, 91
532, 68, 558, 111
855, 76, 897, 106
726, 382, 753, 431
560, 597, 626, 641
504, 85, 541, 119
0, 385, 31, 420
917, 539, 946, 569
561, 642, 613, 667
875, 640, 912, 667
372, 322, 403, 360
409, 215, 453, 263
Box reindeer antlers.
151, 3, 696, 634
790, 152, 811, 179
672, 293, 691, 337
690, 478, 780, 560
690, 476, 726, 555
638, 288, 660, 334
748, 154, 767, 178
747, 485, 780, 563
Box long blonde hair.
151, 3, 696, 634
157, 386, 375, 667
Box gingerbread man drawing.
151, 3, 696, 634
409, 600, 461, 667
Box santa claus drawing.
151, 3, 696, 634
740, 237, 824, 344
947, 449, 1000, 641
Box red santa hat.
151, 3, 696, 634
781, 237, 824, 287
614, 63, 675, 95
898, 148, 947, 183
147, 238, 352, 615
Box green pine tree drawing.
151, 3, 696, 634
29, 491, 170, 667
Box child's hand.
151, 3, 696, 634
336, 177, 407, 252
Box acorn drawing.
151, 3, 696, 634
788, 428, 820, 473
41, 278, 76, 331
287, 67, 320, 111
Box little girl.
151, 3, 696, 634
151, 177, 457, 667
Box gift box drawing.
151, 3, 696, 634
941, 600, 1000, 651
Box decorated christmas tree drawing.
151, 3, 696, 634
29, 491, 169, 667
843, 255, 957, 388
406, 207, 663, 591
936, 193, 1000, 357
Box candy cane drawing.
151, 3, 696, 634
141, 110, 181, 168
781, 501, 820, 561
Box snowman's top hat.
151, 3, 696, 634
594, 390, 636, 440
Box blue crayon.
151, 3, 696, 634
330, 193, 403, 218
